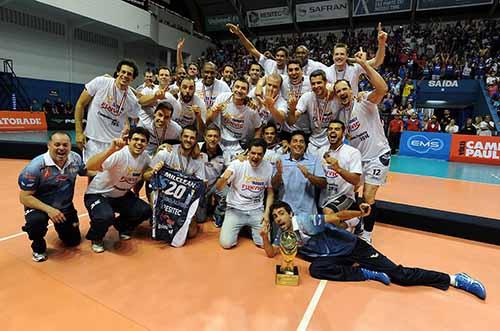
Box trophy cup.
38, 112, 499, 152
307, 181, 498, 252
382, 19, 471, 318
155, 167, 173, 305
275, 231, 300, 286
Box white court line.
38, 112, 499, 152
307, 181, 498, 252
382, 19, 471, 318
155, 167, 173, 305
0, 212, 89, 242
297, 279, 327, 331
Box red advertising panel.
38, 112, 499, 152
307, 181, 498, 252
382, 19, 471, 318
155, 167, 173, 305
0, 111, 47, 131
449, 134, 500, 166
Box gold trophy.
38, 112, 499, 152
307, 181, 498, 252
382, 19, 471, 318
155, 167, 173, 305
275, 231, 300, 286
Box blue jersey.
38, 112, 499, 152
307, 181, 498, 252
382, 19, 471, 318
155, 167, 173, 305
273, 214, 357, 258
18, 152, 86, 212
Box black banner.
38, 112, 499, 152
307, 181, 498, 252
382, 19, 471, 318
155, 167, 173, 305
46, 114, 75, 130
417, 0, 493, 10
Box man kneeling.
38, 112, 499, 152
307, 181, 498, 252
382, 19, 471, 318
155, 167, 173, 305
261, 201, 486, 300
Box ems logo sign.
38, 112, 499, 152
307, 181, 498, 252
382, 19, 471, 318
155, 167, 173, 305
399, 131, 451, 160
407, 135, 444, 154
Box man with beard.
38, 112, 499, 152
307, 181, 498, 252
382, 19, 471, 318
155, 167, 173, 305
327, 23, 387, 95
295, 45, 329, 79
248, 63, 263, 92
176, 38, 200, 83
288, 70, 339, 156
261, 201, 486, 300
226, 23, 288, 76
216, 138, 274, 249
272, 130, 326, 216
317, 120, 363, 233
222, 64, 235, 88
84, 127, 155, 253
335, 49, 390, 244
145, 126, 206, 239
196, 62, 231, 109
280, 58, 312, 136
172, 77, 207, 134
207, 78, 262, 163
19, 132, 93, 262
141, 102, 182, 155
75, 59, 141, 162
251, 73, 288, 126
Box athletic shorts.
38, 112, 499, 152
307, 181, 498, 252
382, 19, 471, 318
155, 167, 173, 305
361, 151, 391, 186
83, 139, 111, 163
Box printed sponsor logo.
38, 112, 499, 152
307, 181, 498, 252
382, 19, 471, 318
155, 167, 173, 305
407, 135, 444, 154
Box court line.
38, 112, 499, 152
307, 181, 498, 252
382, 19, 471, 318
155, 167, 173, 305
0, 212, 89, 242
297, 279, 327, 331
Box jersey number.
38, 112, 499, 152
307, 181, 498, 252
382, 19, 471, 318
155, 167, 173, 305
372, 169, 381, 176
165, 182, 187, 199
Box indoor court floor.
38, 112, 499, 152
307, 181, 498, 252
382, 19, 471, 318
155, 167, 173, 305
1, 157, 500, 331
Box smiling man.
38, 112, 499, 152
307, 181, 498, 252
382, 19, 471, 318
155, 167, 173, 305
19, 132, 92, 262
260, 201, 486, 300
84, 127, 155, 253
195, 62, 231, 109
216, 138, 274, 249
75, 59, 141, 162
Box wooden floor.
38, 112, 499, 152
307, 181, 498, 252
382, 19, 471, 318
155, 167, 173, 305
1, 158, 500, 331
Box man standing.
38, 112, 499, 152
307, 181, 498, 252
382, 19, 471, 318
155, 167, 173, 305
387, 113, 404, 154
294, 45, 329, 79
288, 70, 339, 156
335, 49, 390, 244
273, 130, 326, 216
247, 63, 263, 92
84, 127, 154, 253
216, 139, 274, 249
75, 59, 141, 161
262, 201, 486, 300
141, 102, 182, 155
222, 64, 235, 88
207, 78, 262, 163
196, 62, 231, 109
19, 132, 90, 262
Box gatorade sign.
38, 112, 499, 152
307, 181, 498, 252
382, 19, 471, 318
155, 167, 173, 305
450, 134, 500, 165
0, 111, 47, 131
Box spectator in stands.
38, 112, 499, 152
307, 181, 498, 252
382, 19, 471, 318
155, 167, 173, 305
64, 101, 73, 115
388, 113, 404, 153
30, 98, 41, 112
54, 98, 65, 115
440, 110, 452, 131
18, 132, 93, 262
479, 115, 495, 136
472, 116, 482, 133
460, 118, 477, 135
406, 112, 420, 131
42, 98, 53, 114
425, 115, 441, 132
137, 70, 155, 93
445, 119, 459, 134
221, 64, 235, 88
401, 79, 414, 106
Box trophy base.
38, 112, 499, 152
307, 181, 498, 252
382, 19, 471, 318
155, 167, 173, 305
275, 265, 299, 286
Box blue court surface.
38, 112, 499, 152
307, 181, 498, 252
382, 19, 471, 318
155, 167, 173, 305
390, 155, 500, 185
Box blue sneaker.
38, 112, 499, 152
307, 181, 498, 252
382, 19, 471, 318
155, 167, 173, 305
361, 268, 390, 285
454, 273, 486, 300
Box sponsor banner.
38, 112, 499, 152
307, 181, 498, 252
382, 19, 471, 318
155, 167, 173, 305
449, 134, 500, 166
416, 80, 480, 106
0, 111, 47, 131
46, 114, 76, 130
247, 6, 292, 28
417, 0, 493, 10
399, 131, 451, 160
296, 0, 348, 22
205, 14, 239, 32
354, 0, 412, 17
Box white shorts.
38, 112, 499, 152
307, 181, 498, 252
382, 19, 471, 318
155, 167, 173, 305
361, 151, 391, 186
83, 139, 111, 163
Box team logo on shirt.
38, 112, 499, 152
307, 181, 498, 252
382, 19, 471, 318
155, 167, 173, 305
324, 168, 338, 178
348, 117, 361, 131
241, 175, 266, 193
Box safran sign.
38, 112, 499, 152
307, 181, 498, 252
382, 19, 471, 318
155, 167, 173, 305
399, 131, 451, 160
450, 134, 500, 165
296, 0, 348, 22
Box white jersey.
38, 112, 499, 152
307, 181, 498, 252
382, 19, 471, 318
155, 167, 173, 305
86, 147, 150, 198
173, 94, 207, 128
213, 92, 262, 145
296, 91, 340, 148
84, 76, 140, 143
226, 159, 273, 211
302, 59, 329, 79
317, 144, 362, 207
152, 144, 206, 180
139, 119, 182, 155
326, 63, 366, 95
248, 86, 288, 125
258, 54, 287, 76
281, 76, 312, 132
263, 148, 280, 167
195, 79, 231, 109
340, 92, 390, 160
138, 86, 177, 127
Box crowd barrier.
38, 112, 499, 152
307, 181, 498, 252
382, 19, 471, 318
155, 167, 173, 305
399, 131, 500, 165
0, 111, 47, 131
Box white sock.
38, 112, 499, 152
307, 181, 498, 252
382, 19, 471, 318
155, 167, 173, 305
449, 274, 456, 286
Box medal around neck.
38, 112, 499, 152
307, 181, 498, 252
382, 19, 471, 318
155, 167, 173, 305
275, 231, 300, 286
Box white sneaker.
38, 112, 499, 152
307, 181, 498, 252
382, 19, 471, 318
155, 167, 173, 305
119, 232, 132, 241
91, 241, 105, 253
32, 252, 48, 262
359, 230, 373, 245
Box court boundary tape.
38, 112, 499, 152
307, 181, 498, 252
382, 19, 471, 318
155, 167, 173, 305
297, 279, 327, 331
